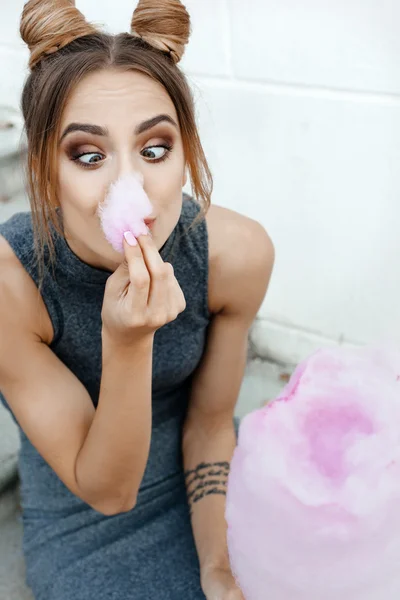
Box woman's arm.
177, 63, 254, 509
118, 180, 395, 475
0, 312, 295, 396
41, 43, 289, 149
74, 333, 153, 514
182, 313, 249, 572
0, 236, 157, 516
182, 208, 275, 578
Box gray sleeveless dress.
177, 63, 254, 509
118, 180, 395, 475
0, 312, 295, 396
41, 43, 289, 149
0, 196, 236, 600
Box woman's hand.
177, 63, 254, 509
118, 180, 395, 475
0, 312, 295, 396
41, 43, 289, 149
201, 565, 245, 600
101, 230, 186, 347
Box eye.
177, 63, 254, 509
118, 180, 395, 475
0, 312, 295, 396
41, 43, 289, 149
75, 152, 104, 165
141, 145, 172, 161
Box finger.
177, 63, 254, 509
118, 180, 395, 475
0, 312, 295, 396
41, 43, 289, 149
107, 237, 142, 296
166, 266, 186, 319
121, 235, 150, 305
137, 232, 166, 274
137, 233, 170, 309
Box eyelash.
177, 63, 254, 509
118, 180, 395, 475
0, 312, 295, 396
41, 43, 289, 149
71, 143, 173, 170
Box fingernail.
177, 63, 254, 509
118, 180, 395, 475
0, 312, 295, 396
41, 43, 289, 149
123, 231, 137, 246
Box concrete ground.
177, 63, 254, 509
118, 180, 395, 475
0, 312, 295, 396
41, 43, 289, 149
0, 358, 290, 599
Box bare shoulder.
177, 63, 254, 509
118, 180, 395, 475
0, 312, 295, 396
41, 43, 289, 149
0, 234, 53, 344
206, 204, 275, 317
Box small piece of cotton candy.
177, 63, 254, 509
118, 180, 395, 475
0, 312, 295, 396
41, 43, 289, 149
98, 173, 153, 253
226, 345, 400, 600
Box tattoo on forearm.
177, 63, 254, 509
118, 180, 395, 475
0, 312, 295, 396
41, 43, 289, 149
184, 461, 230, 512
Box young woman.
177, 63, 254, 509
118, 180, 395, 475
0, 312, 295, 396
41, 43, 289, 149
0, 0, 274, 598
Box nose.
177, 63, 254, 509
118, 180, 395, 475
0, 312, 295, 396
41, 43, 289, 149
107, 158, 157, 219
106, 150, 157, 217
113, 149, 144, 185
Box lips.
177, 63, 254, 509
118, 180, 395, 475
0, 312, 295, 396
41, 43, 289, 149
144, 218, 156, 231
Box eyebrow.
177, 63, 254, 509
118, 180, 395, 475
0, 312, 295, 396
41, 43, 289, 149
135, 114, 178, 135
60, 114, 178, 142
60, 123, 108, 141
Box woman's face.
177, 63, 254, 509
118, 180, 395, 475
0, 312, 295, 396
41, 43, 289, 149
57, 68, 186, 270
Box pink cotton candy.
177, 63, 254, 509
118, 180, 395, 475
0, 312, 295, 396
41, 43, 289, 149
98, 173, 153, 253
226, 346, 400, 600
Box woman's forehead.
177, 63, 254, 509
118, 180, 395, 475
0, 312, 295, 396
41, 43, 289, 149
61, 69, 177, 128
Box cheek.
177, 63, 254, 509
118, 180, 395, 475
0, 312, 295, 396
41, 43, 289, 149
149, 172, 184, 229
146, 153, 185, 206
57, 157, 107, 213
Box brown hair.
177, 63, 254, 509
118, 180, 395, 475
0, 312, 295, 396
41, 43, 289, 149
20, 0, 213, 281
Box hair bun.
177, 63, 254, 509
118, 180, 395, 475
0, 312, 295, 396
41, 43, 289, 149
20, 0, 97, 70
131, 0, 191, 64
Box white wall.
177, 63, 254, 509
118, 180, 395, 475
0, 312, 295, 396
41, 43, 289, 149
1, 0, 399, 364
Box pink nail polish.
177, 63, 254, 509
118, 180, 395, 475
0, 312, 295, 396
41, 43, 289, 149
123, 231, 137, 246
